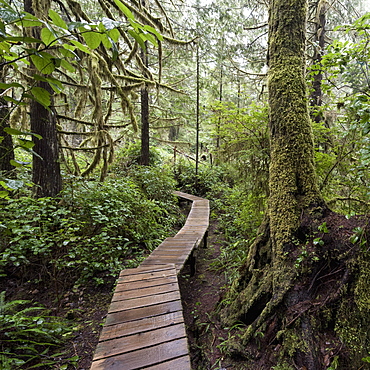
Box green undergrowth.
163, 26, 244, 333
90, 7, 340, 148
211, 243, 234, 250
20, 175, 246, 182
174, 160, 267, 285
0, 164, 181, 369
0, 291, 75, 370
1, 169, 179, 285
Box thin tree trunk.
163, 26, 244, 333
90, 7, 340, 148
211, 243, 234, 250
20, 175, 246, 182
140, 46, 150, 166
0, 98, 14, 176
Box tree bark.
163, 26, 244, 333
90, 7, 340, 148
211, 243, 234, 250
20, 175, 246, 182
140, 47, 150, 166
0, 60, 14, 176
0, 97, 14, 176
30, 81, 62, 198
24, 0, 62, 198
268, 0, 323, 274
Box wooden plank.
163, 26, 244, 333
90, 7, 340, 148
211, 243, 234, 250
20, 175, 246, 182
105, 300, 183, 326
141, 257, 187, 266
108, 291, 181, 313
112, 282, 178, 301
143, 355, 191, 370
150, 249, 191, 256
117, 268, 177, 283
93, 323, 187, 360
99, 311, 184, 341
119, 264, 175, 277
90, 338, 190, 370
115, 275, 178, 292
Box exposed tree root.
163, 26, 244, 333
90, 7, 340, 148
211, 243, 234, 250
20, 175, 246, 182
219, 211, 370, 369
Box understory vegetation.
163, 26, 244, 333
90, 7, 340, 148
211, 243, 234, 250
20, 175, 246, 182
0, 162, 181, 369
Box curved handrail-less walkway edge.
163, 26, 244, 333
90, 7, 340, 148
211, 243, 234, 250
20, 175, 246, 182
90, 191, 209, 370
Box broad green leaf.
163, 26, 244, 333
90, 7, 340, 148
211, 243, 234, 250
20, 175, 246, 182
41, 27, 57, 46
0, 82, 23, 89
0, 190, 9, 198
70, 40, 91, 54
114, 0, 135, 20
101, 34, 112, 49
30, 53, 55, 74
60, 59, 76, 72
33, 74, 64, 93
82, 31, 102, 49
49, 9, 67, 29
0, 40, 10, 52
108, 28, 120, 43
16, 17, 43, 27
6, 36, 42, 43
143, 32, 157, 47
128, 30, 145, 50
59, 47, 76, 58
30, 86, 51, 107
143, 25, 163, 41
4, 127, 25, 135
10, 159, 24, 167
4, 127, 42, 140
3, 96, 26, 105
17, 138, 35, 149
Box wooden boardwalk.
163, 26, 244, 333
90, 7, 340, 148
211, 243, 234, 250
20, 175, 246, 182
90, 191, 209, 370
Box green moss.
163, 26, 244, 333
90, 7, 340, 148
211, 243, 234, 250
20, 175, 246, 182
355, 259, 370, 311
332, 253, 370, 366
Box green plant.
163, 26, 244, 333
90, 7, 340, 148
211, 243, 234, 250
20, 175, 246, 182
327, 355, 339, 370
350, 226, 367, 250
0, 291, 74, 369
0, 175, 180, 285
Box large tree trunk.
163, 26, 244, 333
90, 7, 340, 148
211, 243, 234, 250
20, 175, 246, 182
30, 81, 62, 198
24, 0, 62, 198
219, 0, 370, 369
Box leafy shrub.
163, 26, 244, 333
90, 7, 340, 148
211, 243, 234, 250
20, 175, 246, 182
111, 141, 162, 171
0, 176, 179, 285
124, 165, 177, 207
174, 160, 228, 197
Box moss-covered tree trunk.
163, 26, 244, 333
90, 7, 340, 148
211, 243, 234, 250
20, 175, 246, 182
219, 0, 370, 369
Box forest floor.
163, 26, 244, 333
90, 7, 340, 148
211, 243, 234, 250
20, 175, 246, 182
3, 210, 366, 369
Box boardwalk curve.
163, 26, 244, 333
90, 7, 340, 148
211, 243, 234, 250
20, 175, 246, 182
90, 191, 209, 370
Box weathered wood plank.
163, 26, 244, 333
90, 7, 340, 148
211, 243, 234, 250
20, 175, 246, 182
104, 300, 183, 326
93, 323, 187, 360
112, 282, 178, 301
117, 268, 177, 283
99, 311, 184, 341
115, 275, 178, 292
90, 338, 190, 370
108, 291, 181, 313
119, 264, 175, 277
143, 355, 191, 370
